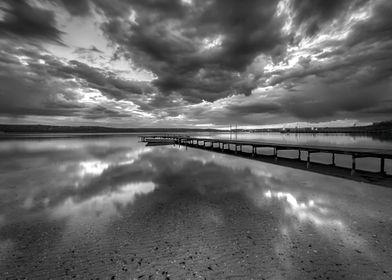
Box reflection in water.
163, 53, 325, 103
52, 182, 156, 224
0, 136, 391, 279
262, 187, 371, 266
264, 190, 343, 228
78, 160, 110, 177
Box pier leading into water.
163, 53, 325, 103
141, 135, 392, 188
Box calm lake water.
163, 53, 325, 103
0, 134, 391, 279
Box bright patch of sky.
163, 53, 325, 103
44, 3, 154, 82
202, 35, 223, 49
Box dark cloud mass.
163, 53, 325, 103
0, 45, 82, 117
58, 0, 91, 16
346, 0, 392, 47
0, 0, 62, 42
0, 43, 145, 120
290, 0, 352, 36
228, 102, 283, 115
59, 60, 156, 100
0, 0, 391, 126
99, 0, 286, 102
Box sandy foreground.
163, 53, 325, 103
0, 138, 391, 279
1, 181, 391, 280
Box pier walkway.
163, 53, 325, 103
140, 135, 392, 187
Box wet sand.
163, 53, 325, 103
0, 136, 391, 279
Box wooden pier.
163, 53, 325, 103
140, 135, 392, 187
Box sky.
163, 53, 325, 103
0, 0, 391, 128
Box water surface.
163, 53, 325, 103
0, 135, 391, 279
195, 131, 392, 148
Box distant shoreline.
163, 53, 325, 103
0, 121, 391, 134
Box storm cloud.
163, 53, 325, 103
0, 0, 62, 43
0, 0, 391, 127
99, 0, 286, 102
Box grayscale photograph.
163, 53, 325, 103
0, 0, 391, 279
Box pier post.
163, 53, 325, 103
307, 151, 311, 168
235, 145, 238, 154
332, 153, 335, 166
252, 146, 255, 157
380, 158, 386, 175
298, 149, 301, 160
274, 148, 278, 161
351, 155, 356, 175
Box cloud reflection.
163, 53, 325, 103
262, 187, 370, 261
78, 160, 109, 177
0, 136, 385, 276
264, 190, 343, 228
52, 182, 156, 223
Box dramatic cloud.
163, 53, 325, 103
0, 0, 62, 43
99, 0, 286, 102
0, 0, 391, 127
57, 0, 91, 17
54, 60, 155, 100
290, 0, 352, 36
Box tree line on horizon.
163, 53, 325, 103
0, 120, 391, 134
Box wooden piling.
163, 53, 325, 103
351, 155, 356, 175
380, 157, 385, 175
